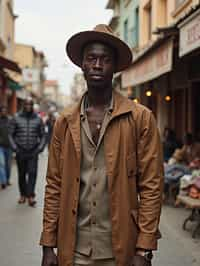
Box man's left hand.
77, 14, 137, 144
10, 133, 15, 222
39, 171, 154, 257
132, 255, 152, 266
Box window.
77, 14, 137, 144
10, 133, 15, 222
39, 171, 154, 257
124, 19, 129, 43
131, 7, 139, 48
135, 7, 139, 47
147, 4, 152, 41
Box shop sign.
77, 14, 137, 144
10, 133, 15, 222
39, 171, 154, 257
122, 39, 173, 88
179, 9, 200, 57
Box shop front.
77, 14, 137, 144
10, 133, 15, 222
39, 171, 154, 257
0, 56, 21, 114
122, 37, 174, 135
178, 7, 200, 141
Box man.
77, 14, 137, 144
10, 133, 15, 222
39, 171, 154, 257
40, 25, 163, 266
9, 98, 45, 206
45, 109, 57, 150
0, 106, 12, 188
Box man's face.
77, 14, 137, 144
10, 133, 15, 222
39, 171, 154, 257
24, 100, 33, 113
81, 42, 116, 89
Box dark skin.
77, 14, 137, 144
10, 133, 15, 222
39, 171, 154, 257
24, 99, 34, 114
41, 42, 149, 266
82, 42, 115, 145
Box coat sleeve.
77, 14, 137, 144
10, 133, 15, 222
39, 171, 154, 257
37, 118, 46, 152
136, 109, 164, 251
40, 117, 65, 247
8, 117, 18, 151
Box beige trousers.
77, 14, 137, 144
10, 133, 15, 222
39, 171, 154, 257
74, 252, 116, 266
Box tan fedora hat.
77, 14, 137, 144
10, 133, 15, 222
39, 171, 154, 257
66, 24, 132, 72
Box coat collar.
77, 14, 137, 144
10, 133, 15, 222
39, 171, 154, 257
63, 90, 133, 161
63, 90, 133, 120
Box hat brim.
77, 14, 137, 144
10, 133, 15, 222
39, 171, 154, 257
66, 31, 133, 73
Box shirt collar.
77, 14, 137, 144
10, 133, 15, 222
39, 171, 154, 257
80, 92, 114, 120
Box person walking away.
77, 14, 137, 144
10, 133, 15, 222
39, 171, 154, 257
0, 106, 12, 188
0, 142, 6, 189
45, 110, 57, 150
162, 128, 179, 162
9, 98, 46, 206
40, 25, 163, 266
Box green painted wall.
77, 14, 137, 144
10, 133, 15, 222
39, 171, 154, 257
119, 0, 140, 49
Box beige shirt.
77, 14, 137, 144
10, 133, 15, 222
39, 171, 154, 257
75, 94, 114, 260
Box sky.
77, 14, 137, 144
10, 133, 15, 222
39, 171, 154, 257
15, 0, 112, 95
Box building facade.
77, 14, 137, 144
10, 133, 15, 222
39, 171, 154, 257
43, 80, 59, 106
0, 0, 21, 114
70, 73, 87, 104
14, 43, 47, 102
106, 0, 140, 96
119, 0, 200, 142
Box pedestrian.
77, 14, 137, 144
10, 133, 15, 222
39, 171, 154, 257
162, 127, 179, 162
0, 106, 12, 188
45, 110, 57, 150
9, 97, 46, 206
0, 142, 6, 189
40, 25, 163, 266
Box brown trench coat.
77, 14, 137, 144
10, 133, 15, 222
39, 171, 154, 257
40, 91, 163, 266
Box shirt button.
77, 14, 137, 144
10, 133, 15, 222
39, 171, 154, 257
93, 201, 96, 206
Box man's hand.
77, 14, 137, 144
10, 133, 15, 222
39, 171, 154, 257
132, 254, 152, 266
41, 247, 58, 266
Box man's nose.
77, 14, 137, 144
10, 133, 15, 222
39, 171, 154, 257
94, 58, 102, 68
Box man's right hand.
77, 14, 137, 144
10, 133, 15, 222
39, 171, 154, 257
42, 247, 58, 266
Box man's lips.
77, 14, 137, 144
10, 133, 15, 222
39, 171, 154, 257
89, 74, 104, 80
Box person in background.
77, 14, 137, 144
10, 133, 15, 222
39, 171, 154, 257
9, 98, 46, 206
0, 106, 12, 188
162, 127, 179, 162
180, 133, 200, 164
45, 110, 57, 149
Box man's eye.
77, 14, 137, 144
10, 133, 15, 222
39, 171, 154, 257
87, 56, 95, 61
104, 57, 112, 63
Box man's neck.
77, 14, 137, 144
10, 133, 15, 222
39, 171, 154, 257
87, 86, 112, 108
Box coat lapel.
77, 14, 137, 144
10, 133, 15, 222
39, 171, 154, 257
64, 91, 133, 163
66, 104, 81, 163
111, 90, 133, 120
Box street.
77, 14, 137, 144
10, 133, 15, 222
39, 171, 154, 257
0, 152, 200, 266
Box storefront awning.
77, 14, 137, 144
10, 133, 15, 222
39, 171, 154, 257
0, 56, 21, 73
122, 38, 174, 88
7, 80, 23, 91
179, 8, 200, 57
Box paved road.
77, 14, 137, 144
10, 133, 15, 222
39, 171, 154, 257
0, 151, 200, 266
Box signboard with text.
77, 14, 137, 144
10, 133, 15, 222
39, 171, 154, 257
179, 10, 200, 57
122, 39, 173, 88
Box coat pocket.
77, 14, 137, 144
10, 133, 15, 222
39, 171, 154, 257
127, 153, 136, 178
